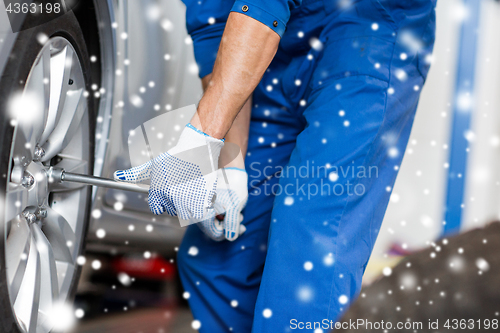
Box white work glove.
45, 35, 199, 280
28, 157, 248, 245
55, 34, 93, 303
198, 168, 248, 241
113, 124, 224, 222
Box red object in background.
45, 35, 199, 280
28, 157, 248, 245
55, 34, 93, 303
112, 255, 176, 281
387, 243, 413, 257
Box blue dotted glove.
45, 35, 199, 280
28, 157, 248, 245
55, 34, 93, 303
114, 124, 224, 221
198, 168, 249, 241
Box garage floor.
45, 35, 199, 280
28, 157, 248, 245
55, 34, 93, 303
70, 254, 195, 333
70, 308, 194, 333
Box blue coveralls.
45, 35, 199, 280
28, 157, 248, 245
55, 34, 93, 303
178, 0, 437, 332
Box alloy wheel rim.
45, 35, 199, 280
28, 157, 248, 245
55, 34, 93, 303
4, 36, 91, 332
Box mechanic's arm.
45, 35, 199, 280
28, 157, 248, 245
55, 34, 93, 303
190, 12, 279, 140
200, 73, 251, 169
196, 74, 251, 241
115, 3, 293, 223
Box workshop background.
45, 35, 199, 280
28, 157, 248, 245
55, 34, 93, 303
65, 0, 499, 331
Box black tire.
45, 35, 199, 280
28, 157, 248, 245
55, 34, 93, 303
0, 12, 95, 333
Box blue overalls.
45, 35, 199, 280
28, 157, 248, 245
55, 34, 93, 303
177, 0, 437, 332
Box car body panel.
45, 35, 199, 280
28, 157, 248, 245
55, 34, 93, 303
87, 0, 203, 254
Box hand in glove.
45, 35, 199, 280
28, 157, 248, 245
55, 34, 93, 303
198, 168, 248, 241
113, 124, 224, 222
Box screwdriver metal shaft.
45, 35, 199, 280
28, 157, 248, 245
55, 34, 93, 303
52, 168, 150, 194
49, 168, 220, 213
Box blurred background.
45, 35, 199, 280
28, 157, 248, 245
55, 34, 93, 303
1, 0, 499, 332
73, 0, 500, 331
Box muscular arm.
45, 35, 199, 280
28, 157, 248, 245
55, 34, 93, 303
190, 12, 280, 140
200, 73, 251, 170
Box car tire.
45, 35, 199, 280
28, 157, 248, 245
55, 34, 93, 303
0, 11, 95, 333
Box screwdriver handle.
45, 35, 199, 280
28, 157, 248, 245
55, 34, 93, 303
62, 171, 150, 194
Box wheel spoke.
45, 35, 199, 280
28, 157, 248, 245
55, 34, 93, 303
41, 89, 86, 162
13, 234, 41, 333
9, 45, 51, 185
5, 183, 28, 222
39, 45, 72, 145
42, 207, 75, 264
25, 45, 50, 140
41, 47, 86, 161
6, 215, 30, 298
10, 128, 34, 184
49, 156, 88, 192
31, 224, 59, 329
14, 46, 51, 155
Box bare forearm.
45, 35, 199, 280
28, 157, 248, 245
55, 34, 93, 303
191, 12, 280, 139
199, 74, 252, 169
224, 90, 251, 157
221, 96, 251, 169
